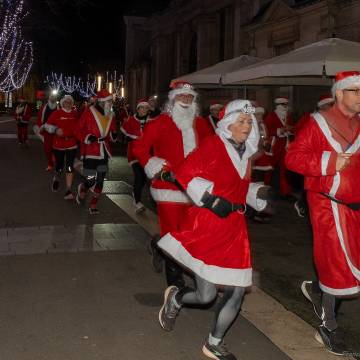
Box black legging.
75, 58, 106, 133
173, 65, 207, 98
132, 162, 147, 203
53, 149, 77, 174
177, 275, 245, 340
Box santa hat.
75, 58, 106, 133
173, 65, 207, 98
60, 95, 74, 107
209, 100, 223, 110
18, 96, 25, 102
274, 97, 289, 105
96, 89, 113, 102
317, 94, 334, 108
216, 99, 260, 160
137, 98, 150, 108
332, 71, 360, 96
168, 81, 197, 100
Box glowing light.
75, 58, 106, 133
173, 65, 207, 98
121, 87, 125, 98
97, 75, 102, 91
108, 82, 113, 94
51, 89, 58, 95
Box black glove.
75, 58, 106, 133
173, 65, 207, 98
201, 192, 233, 218
257, 185, 276, 202
87, 134, 97, 143
111, 132, 118, 140
160, 170, 176, 183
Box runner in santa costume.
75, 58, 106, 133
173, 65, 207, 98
264, 97, 294, 196
45, 95, 79, 199
133, 81, 214, 286
207, 100, 223, 131
285, 71, 360, 356
75, 89, 117, 215
157, 100, 268, 360
14, 97, 32, 147
36, 94, 58, 171
120, 98, 151, 213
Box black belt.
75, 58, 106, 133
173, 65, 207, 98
321, 193, 360, 211
231, 203, 246, 212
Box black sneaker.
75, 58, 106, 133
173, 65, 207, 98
202, 339, 237, 360
301, 281, 322, 319
149, 236, 163, 273
89, 207, 100, 215
158, 286, 181, 331
51, 177, 60, 192
315, 325, 347, 356
294, 200, 307, 218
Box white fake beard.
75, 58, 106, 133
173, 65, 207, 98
16, 105, 24, 114
104, 102, 112, 116
48, 102, 57, 110
275, 105, 288, 122
171, 101, 196, 130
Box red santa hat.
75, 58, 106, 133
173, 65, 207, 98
96, 89, 113, 102
274, 97, 289, 105
209, 100, 223, 110
18, 96, 26, 102
168, 81, 197, 100
332, 71, 360, 95
137, 98, 150, 108
317, 94, 334, 108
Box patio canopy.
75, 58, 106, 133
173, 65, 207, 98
222, 38, 360, 86
172, 55, 260, 87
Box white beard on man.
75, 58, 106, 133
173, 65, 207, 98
169, 100, 198, 130
275, 104, 288, 123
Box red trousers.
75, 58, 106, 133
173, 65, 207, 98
157, 202, 192, 237
43, 132, 54, 167
17, 126, 28, 144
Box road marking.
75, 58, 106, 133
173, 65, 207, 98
107, 193, 351, 360
0, 119, 15, 124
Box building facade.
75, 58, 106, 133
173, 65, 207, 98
124, 0, 360, 114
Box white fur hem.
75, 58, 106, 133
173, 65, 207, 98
186, 177, 214, 206
144, 157, 166, 179
246, 182, 267, 211
150, 187, 190, 203
158, 233, 252, 287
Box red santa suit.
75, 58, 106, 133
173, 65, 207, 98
45, 108, 78, 150
264, 107, 293, 195
286, 105, 360, 296
158, 100, 266, 286
133, 112, 214, 235
76, 105, 117, 160
37, 102, 58, 168
121, 114, 150, 165
14, 102, 32, 144
207, 115, 218, 132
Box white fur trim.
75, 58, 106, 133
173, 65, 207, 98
317, 98, 334, 108
137, 101, 149, 108
144, 157, 166, 179
332, 75, 360, 96
246, 182, 267, 211
276, 127, 287, 137
319, 282, 360, 296
158, 233, 252, 287
252, 165, 273, 171
168, 88, 197, 100
150, 187, 190, 203
255, 107, 265, 114
274, 97, 289, 104
84, 134, 93, 145
186, 177, 214, 206
44, 123, 57, 134
210, 103, 223, 110
120, 126, 138, 139
181, 127, 196, 156
321, 151, 331, 176
97, 95, 113, 102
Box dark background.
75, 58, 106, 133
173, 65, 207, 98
24, 0, 172, 77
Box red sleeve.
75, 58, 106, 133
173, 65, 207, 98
74, 109, 89, 143
121, 117, 137, 139
132, 119, 159, 168
264, 113, 278, 137
285, 119, 337, 177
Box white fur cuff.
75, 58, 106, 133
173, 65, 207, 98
144, 157, 166, 179
246, 182, 267, 211
44, 123, 57, 134
186, 177, 214, 206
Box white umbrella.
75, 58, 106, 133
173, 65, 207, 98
172, 55, 260, 87
222, 38, 360, 85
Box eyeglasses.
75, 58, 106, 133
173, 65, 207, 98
343, 88, 360, 96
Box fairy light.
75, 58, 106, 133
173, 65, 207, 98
0, 0, 33, 92
97, 75, 102, 91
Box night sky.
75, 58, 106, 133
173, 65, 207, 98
24, 0, 171, 78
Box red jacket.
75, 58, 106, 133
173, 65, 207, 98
121, 114, 151, 164
132, 113, 214, 203
37, 103, 58, 133
75, 106, 117, 160
14, 104, 32, 125
45, 108, 78, 150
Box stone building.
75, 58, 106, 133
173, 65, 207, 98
124, 0, 360, 115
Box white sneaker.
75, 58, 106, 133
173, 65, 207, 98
134, 201, 146, 213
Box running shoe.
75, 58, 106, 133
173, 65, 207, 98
159, 286, 181, 331
301, 280, 322, 319
51, 176, 60, 192
202, 339, 237, 360
64, 190, 74, 200
89, 206, 99, 215
315, 325, 347, 356
76, 183, 86, 205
